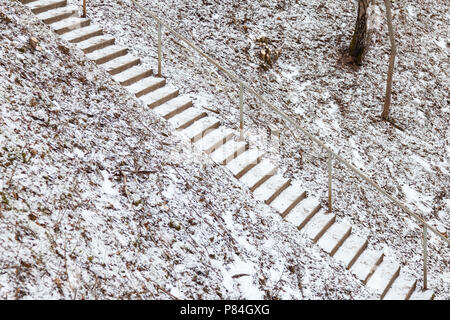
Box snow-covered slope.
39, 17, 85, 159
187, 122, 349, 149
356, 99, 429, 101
75, 0, 448, 298
0, 1, 384, 300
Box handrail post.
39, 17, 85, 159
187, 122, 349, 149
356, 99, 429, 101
157, 21, 162, 77
423, 224, 428, 290
239, 82, 244, 141
327, 151, 332, 213
82, 0, 86, 18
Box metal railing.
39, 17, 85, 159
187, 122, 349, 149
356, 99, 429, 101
121, 0, 448, 290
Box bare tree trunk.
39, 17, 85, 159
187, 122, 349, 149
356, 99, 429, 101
382, 0, 397, 120
349, 0, 370, 65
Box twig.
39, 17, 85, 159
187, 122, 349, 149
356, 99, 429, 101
146, 277, 180, 300
202, 106, 220, 114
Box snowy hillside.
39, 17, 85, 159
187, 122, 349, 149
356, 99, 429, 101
0, 0, 380, 300
0, 0, 448, 299
82, 0, 449, 297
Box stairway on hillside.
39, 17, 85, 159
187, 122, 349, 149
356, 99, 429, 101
19, 0, 435, 300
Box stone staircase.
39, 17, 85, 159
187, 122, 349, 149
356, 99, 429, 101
20, 0, 435, 300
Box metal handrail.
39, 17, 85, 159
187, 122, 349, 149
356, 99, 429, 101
128, 0, 448, 290
130, 0, 448, 243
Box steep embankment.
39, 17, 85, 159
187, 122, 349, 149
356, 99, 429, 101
0, 1, 379, 299
79, 0, 448, 298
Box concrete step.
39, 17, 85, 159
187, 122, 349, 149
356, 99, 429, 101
61, 24, 103, 43
383, 272, 416, 300
270, 183, 307, 217
409, 289, 435, 300
50, 17, 90, 35
26, 0, 67, 14
76, 35, 116, 54
153, 96, 192, 119
141, 86, 179, 109
127, 76, 166, 97
366, 258, 400, 298
239, 159, 277, 192
253, 174, 291, 205
227, 148, 264, 178
168, 108, 207, 130
182, 117, 221, 142
86, 45, 128, 65
195, 127, 235, 154
301, 209, 336, 243
210, 140, 246, 166
333, 233, 368, 269
350, 249, 384, 284
317, 220, 352, 256
284, 197, 321, 230
102, 54, 140, 75
112, 65, 153, 86
22, 0, 434, 300
36, 4, 78, 24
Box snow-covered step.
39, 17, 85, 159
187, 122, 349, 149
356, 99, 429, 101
26, 0, 67, 14
182, 117, 221, 142
50, 17, 90, 35
253, 174, 291, 205
141, 87, 179, 109
113, 65, 153, 86
102, 54, 140, 75
127, 77, 166, 98
227, 148, 264, 178
195, 127, 235, 154
350, 249, 384, 284
270, 183, 307, 217
239, 159, 277, 192
317, 220, 352, 255
409, 289, 435, 300
153, 96, 192, 119
284, 197, 321, 230
21, 0, 438, 300
210, 140, 246, 166
383, 272, 416, 300
61, 24, 103, 43
36, 4, 78, 24
76, 35, 116, 54
301, 209, 336, 243
168, 108, 207, 130
86, 45, 128, 65
366, 259, 400, 298
333, 234, 368, 269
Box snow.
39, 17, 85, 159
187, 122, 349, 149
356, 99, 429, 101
239, 159, 276, 190
301, 210, 335, 242
226, 148, 262, 176
402, 184, 433, 215
366, 258, 400, 295
383, 271, 416, 300
285, 197, 319, 227
252, 174, 289, 203
334, 233, 368, 269
0, 0, 448, 300
317, 221, 352, 255
270, 183, 306, 214
351, 249, 384, 282
167, 106, 203, 129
